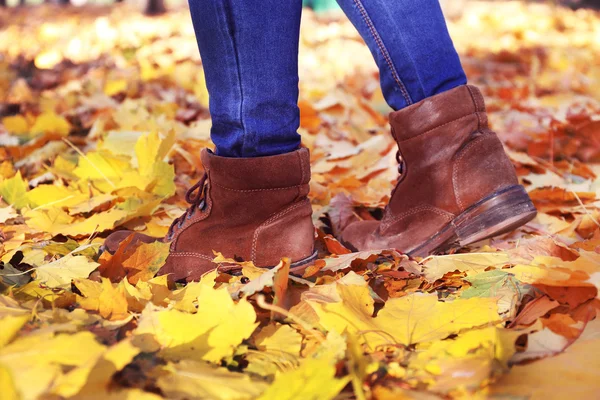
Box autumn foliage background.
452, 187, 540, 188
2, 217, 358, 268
0, 1, 600, 399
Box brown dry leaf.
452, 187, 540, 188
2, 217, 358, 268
509, 296, 560, 328
272, 257, 291, 319
122, 241, 170, 284
98, 233, 136, 282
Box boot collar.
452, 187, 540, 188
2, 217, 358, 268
200, 148, 311, 191
389, 85, 487, 143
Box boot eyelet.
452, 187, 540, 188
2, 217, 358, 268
177, 219, 184, 229
398, 161, 405, 175
187, 210, 194, 220
199, 199, 206, 211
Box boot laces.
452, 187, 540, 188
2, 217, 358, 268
167, 173, 208, 240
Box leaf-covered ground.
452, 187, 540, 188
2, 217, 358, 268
1, 2, 600, 399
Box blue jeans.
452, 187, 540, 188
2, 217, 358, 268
188, 0, 467, 158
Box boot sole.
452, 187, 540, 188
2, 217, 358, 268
407, 185, 537, 258
101, 239, 319, 279
288, 249, 319, 276
215, 249, 319, 277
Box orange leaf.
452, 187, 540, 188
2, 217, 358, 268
122, 241, 170, 285
98, 233, 136, 282
271, 257, 291, 322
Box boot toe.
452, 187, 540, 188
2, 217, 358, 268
340, 220, 380, 251
158, 254, 216, 283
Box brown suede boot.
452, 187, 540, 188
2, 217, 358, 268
340, 85, 536, 256
103, 148, 317, 282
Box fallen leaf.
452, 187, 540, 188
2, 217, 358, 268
122, 240, 170, 284
256, 357, 349, 400
134, 285, 258, 362
308, 283, 502, 348
30, 111, 71, 137
157, 360, 268, 400
0, 332, 105, 399
0, 315, 29, 348
51, 338, 141, 397
254, 324, 303, 355
491, 337, 600, 399
422, 252, 510, 282
0, 171, 28, 209
35, 255, 99, 289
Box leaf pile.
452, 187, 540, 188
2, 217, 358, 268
1, 2, 600, 399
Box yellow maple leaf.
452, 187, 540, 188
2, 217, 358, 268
119, 278, 150, 313
25, 207, 73, 233
0, 364, 19, 400
411, 326, 521, 382
157, 360, 268, 400
136, 275, 172, 306
422, 252, 511, 282
68, 193, 116, 215
256, 357, 350, 400
34, 255, 99, 289
30, 111, 71, 136
0, 315, 29, 349
75, 279, 103, 309
73, 150, 129, 189
377, 293, 503, 346
148, 161, 176, 197
25, 183, 88, 209
1, 115, 29, 135
98, 278, 130, 320
13, 280, 73, 308
134, 285, 258, 363
168, 273, 217, 313
104, 78, 128, 96
76, 278, 129, 320
123, 241, 170, 284
0, 332, 105, 399
25, 198, 160, 237
0, 171, 28, 209
134, 130, 175, 176
308, 284, 501, 348
51, 338, 140, 397
100, 131, 145, 158
117, 170, 154, 192
254, 324, 303, 355
51, 155, 78, 179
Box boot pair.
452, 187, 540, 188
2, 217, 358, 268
103, 85, 536, 282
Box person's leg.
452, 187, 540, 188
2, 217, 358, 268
188, 0, 303, 157
336, 1, 537, 255
336, 0, 466, 110
104, 1, 317, 282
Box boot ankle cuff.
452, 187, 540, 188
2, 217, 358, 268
200, 148, 311, 190
389, 85, 487, 142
